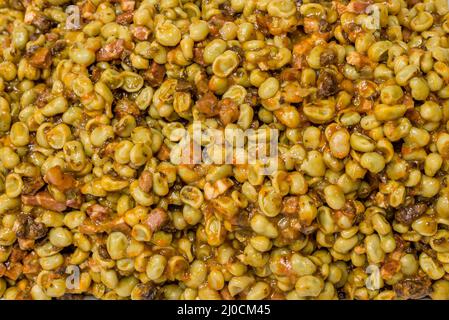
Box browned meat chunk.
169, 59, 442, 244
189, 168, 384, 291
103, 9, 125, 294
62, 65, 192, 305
116, 11, 134, 25
86, 204, 111, 223
393, 276, 431, 300
144, 61, 166, 87
395, 203, 428, 225
44, 166, 76, 192
28, 47, 52, 69
15, 214, 48, 240
22, 192, 67, 212
218, 98, 239, 125
144, 208, 169, 232
138, 171, 153, 193
96, 39, 125, 62
196, 92, 219, 117
317, 70, 338, 98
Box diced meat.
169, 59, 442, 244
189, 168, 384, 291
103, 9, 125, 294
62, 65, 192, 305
218, 98, 239, 125
22, 252, 41, 275
138, 171, 153, 193
102, 217, 131, 234
208, 15, 226, 36
144, 61, 166, 87
196, 92, 219, 117
22, 192, 67, 212
176, 79, 194, 92
282, 196, 299, 215
44, 166, 76, 192
279, 68, 301, 81
0, 263, 5, 277
347, 1, 371, 14
132, 283, 159, 300
320, 48, 337, 66
15, 214, 48, 240
157, 144, 171, 161
86, 204, 111, 223
395, 203, 428, 225
346, 51, 373, 68
51, 40, 66, 55
144, 208, 169, 232
131, 26, 150, 40
22, 176, 45, 195
97, 244, 111, 260
193, 47, 206, 66
96, 39, 125, 62
9, 246, 27, 263
120, 0, 135, 11
4, 262, 23, 281
18, 238, 35, 250
65, 189, 83, 209
317, 70, 338, 98
25, 11, 52, 32
393, 276, 431, 300
116, 11, 134, 25
28, 47, 52, 69
80, 0, 96, 20
381, 259, 401, 280
114, 98, 140, 118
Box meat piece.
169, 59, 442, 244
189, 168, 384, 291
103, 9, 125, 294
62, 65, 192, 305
0, 263, 5, 277
196, 92, 219, 117
320, 48, 337, 66
51, 40, 66, 55
44, 166, 76, 192
138, 171, 153, 193
25, 11, 52, 32
97, 244, 111, 260
116, 11, 134, 25
120, 0, 135, 11
208, 15, 226, 36
96, 39, 125, 62
176, 79, 194, 92
9, 246, 27, 263
131, 26, 150, 40
157, 144, 171, 161
22, 252, 41, 275
280, 68, 301, 81
144, 61, 165, 87
18, 238, 35, 250
395, 203, 428, 225
4, 262, 23, 281
218, 98, 239, 125
346, 51, 374, 68
115, 98, 140, 118
393, 277, 431, 299
132, 283, 159, 300
28, 47, 52, 69
256, 14, 271, 36
102, 217, 131, 234
65, 189, 83, 209
80, 0, 96, 20
317, 70, 338, 98
144, 208, 169, 232
22, 176, 45, 195
282, 196, 299, 215
381, 259, 401, 280
22, 192, 67, 212
86, 204, 111, 223
15, 214, 48, 240
193, 47, 206, 66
